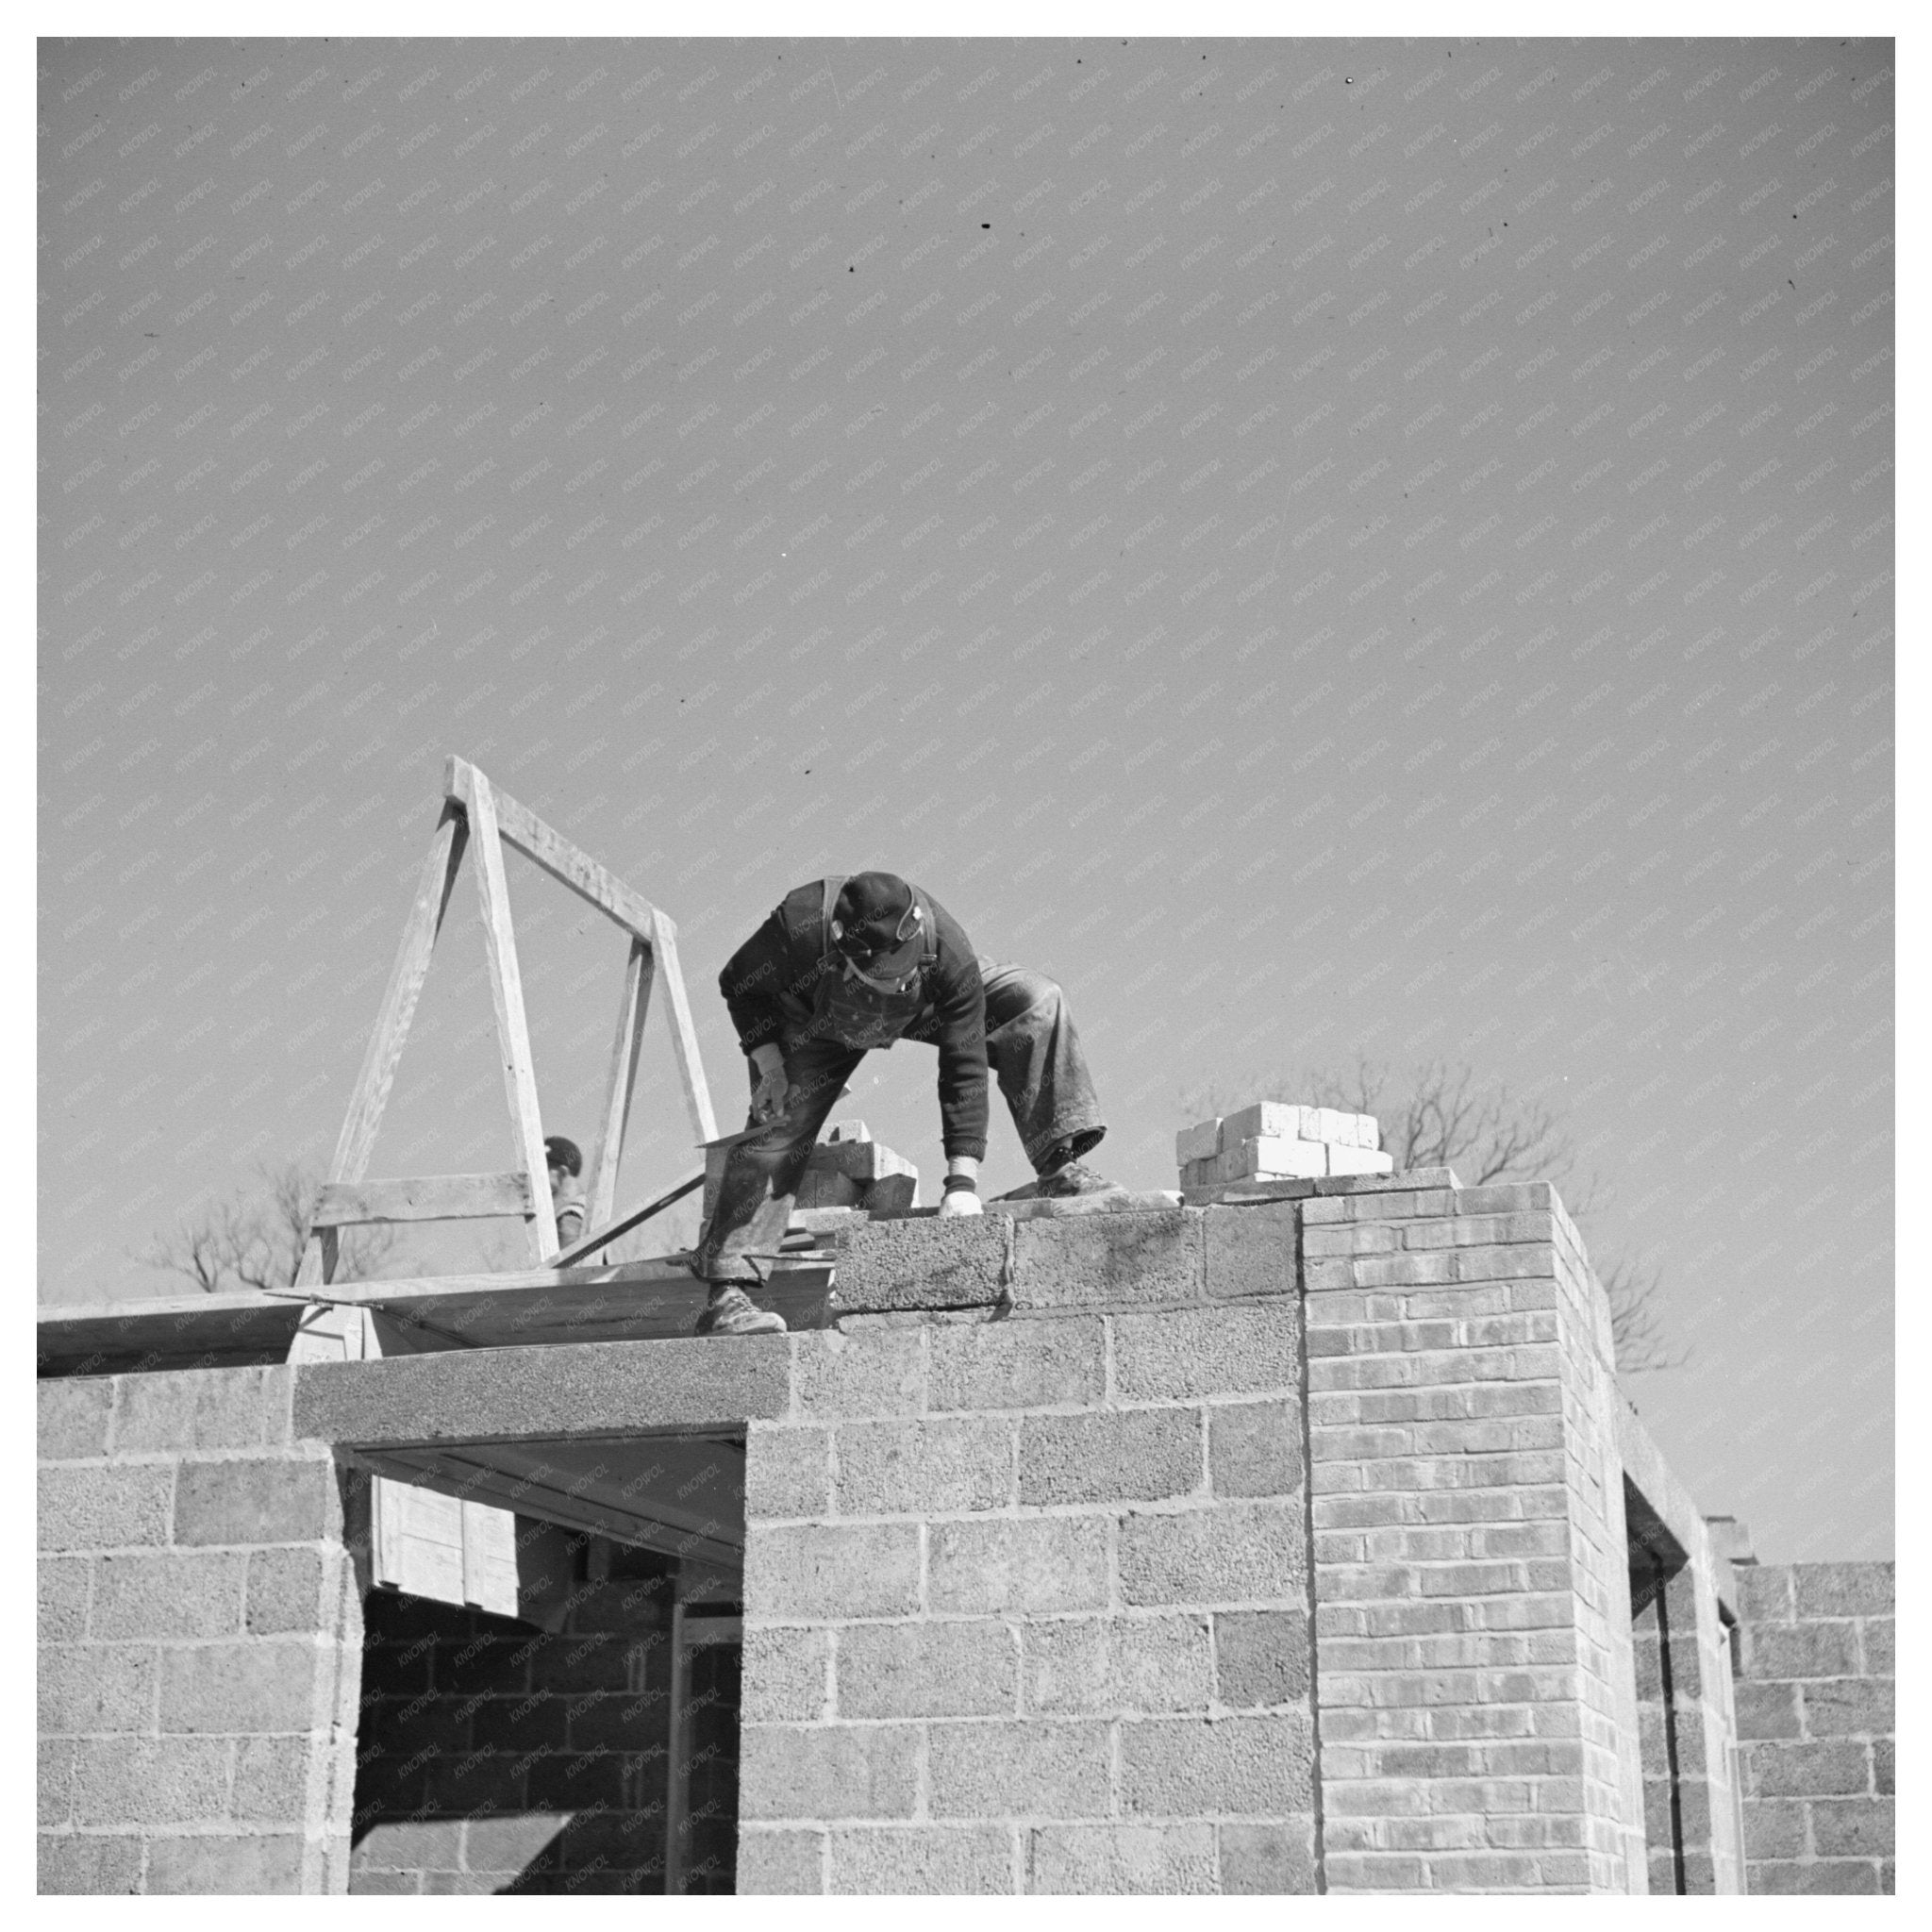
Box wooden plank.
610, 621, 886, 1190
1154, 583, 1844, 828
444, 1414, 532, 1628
296, 802, 470, 1289
466, 765, 559, 1262
553, 1171, 704, 1268
312, 1172, 535, 1226
586, 937, 655, 1231
445, 756, 661, 940
36, 1292, 304, 1375
665, 1599, 690, 1896
651, 909, 719, 1143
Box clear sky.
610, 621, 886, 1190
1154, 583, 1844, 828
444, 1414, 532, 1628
38, 36, 1892, 1560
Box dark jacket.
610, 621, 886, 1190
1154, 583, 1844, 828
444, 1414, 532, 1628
719, 878, 990, 1159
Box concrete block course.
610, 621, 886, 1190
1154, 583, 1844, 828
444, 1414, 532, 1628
829, 1825, 1014, 1894
834, 1414, 1013, 1515
1022, 1615, 1212, 1716
745, 1422, 832, 1518
1118, 1713, 1315, 1816
833, 1216, 1009, 1313
746, 1521, 922, 1620
1013, 1209, 1201, 1309
791, 1321, 925, 1419
1028, 1822, 1218, 1893
1209, 1400, 1304, 1497
928, 1718, 1112, 1817
1203, 1202, 1298, 1300
173, 1455, 332, 1546
927, 1514, 1111, 1616
1112, 1299, 1301, 1401
39, 1463, 174, 1552
741, 1722, 921, 1821
1118, 1502, 1305, 1607
38, 1377, 114, 1460
836, 1619, 1019, 1718
737, 1827, 826, 1893
112, 1366, 284, 1454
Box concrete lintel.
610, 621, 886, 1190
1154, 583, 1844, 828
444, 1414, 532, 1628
293, 1333, 790, 1447
1614, 1395, 1734, 1612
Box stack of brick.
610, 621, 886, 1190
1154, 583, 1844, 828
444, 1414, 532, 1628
1734, 1562, 1894, 1893
733, 1203, 1319, 1895
38, 1366, 361, 1895
1176, 1103, 1391, 1193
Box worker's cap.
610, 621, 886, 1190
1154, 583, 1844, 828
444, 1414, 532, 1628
543, 1135, 583, 1176
831, 872, 924, 974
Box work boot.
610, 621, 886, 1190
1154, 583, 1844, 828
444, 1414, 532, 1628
693, 1284, 788, 1337
1033, 1160, 1120, 1199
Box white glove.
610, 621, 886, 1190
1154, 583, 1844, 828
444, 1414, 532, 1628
939, 1188, 984, 1217
749, 1047, 791, 1123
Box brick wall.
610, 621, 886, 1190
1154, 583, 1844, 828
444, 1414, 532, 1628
350, 1560, 677, 1894
1303, 1178, 1646, 1893
735, 1201, 1319, 1895
38, 1366, 361, 1894
1734, 1562, 1894, 1893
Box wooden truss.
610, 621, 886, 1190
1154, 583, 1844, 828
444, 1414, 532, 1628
293, 755, 718, 1292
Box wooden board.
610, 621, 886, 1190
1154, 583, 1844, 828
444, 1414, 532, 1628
652, 910, 719, 1143
445, 756, 662, 940
37, 1292, 305, 1375
312, 1171, 535, 1225
296, 803, 469, 1288
466, 765, 559, 1261
587, 936, 654, 1230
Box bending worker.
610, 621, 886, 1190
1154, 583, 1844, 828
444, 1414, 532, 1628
690, 871, 1114, 1336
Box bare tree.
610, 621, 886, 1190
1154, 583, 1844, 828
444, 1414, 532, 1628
1180, 1056, 1684, 1375
141, 1159, 399, 1294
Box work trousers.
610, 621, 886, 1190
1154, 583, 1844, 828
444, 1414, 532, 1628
691, 960, 1105, 1285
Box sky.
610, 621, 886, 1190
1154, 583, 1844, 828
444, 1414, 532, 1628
37, 35, 1892, 1561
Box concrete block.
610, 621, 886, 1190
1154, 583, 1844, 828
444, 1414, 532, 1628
740, 1721, 920, 1821
1327, 1145, 1394, 1175
831, 1824, 1012, 1894
38, 1464, 174, 1552
1810, 1797, 1893, 1857
1214, 1609, 1311, 1707
1175, 1119, 1223, 1165
1118, 1503, 1305, 1607
158, 1641, 322, 1735
1744, 1622, 1861, 1681
1013, 1209, 1202, 1310
1113, 1300, 1301, 1403
1023, 1614, 1211, 1715
838, 1619, 1018, 1719
39, 1644, 158, 1736
745, 1424, 832, 1520
1027, 1823, 1216, 1893
1120, 1713, 1316, 1816
72, 1736, 232, 1825
1220, 1818, 1319, 1892
1733, 1679, 1802, 1740
737, 1826, 826, 1893
928, 1515, 1109, 1615
1874, 1737, 1894, 1794
38, 1557, 90, 1644
929, 1314, 1105, 1411
173, 1456, 331, 1546
742, 1625, 831, 1723
1741, 1797, 1807, 1859
147, 1834, 306, 1894
1204, 1203, 1297, 1300
293, 1333, 790, 1445
1803, 1677, 1895, 1738
745, 1522, 922, 1621
1735, 1564, 1795, 1623
1792, 1561, 1894, 1618
1209, 1401, 1305, 1498
244, 1546, 325, 1634
791, 1323, 925, 1420
92, 1551, 247, 1639
929, 1718, 1111, 1818
1747, 1739, 1872, 1798
1748, 1857, 1884, 1894
1020, 1407, 1202, 1506
1863, 1617, 1895, 1676
38, 1739, 73, 1826
231, 1735, 314, 1823
835, 1415, 1013, 1516
38, 1378, 114, 1460
112, 1367, 275, 1453
833, 1216, 1010, 1313
38, 1833, 143, 1895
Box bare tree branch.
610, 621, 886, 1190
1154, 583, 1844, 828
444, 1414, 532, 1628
1178, 1058, 1687, 1376
138, 1159, 399, 1296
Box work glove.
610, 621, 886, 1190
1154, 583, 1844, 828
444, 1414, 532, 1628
749, 1048, 791, 1123
939, 1189, 984, 1217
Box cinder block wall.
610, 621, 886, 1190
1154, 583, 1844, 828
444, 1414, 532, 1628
735, 1204, 1319, 1895
38, 1367, 362, 1894
1734, 1562, 1894, 1893
350, 1573, 675, 1894
1302, 1178, 1647, 1892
